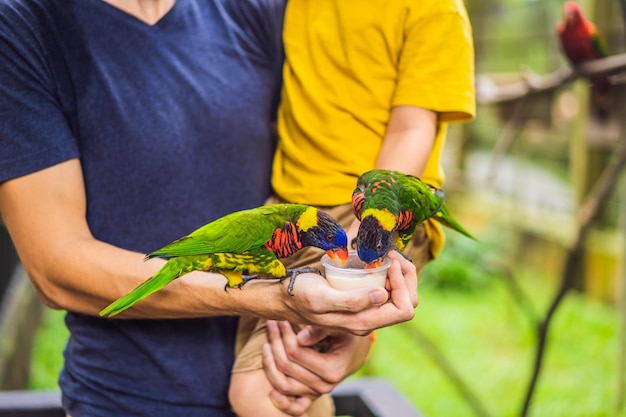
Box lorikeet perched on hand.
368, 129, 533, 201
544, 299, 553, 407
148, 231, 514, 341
352, 169, 476, 267
557, 1, 611, 118
99, 204, 349, 317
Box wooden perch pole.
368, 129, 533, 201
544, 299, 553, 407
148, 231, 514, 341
476, 53, 626, 105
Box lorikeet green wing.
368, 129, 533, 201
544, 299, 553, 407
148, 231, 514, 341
146, 206, 286, 259
589, 31, 608, 59
389, 175, 444, 251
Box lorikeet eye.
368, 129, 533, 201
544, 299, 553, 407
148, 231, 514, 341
376, 242, 383, 252
326, 234, 334, 242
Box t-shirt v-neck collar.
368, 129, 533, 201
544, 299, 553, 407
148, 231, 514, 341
91, 0, 182, 29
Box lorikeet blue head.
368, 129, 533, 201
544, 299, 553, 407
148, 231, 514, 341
300, 210, 349, 264
356, 215, 393, 268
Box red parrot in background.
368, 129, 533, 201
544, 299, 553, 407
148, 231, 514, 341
556, 1, 611, 119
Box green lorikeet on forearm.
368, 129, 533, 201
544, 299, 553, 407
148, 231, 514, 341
352, 169, 475, 268
99, 204, 349, 317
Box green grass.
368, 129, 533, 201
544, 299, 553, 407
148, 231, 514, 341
28, 235, 625, 417
357, 278, 624, 417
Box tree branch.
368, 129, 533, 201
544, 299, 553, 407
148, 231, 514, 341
520, 138, 626, 417
477, 53, 626, 105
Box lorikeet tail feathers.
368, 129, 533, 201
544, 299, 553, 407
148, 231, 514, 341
99, 260, 186, 318
434, 206, 477, 241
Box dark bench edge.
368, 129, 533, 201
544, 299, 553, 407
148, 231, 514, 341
333, 378, 423, 417
0, 390, 64, 417
0, 380, 422, 417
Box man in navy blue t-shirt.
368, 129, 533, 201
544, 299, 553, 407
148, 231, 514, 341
0, 0, 420, 416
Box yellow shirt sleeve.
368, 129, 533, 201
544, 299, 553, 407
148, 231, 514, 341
393, 1, 475, 122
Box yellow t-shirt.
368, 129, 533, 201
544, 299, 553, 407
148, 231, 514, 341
272, 0, 476, 256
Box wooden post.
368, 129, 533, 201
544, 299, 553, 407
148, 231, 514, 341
618, 186, 626, 411
570, 0, 625, 293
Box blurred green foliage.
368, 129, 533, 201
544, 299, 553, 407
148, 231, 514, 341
28, 308, 67, 390
418, 231, 505, 292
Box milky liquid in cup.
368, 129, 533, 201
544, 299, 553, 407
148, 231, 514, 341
321, 250, 391, 290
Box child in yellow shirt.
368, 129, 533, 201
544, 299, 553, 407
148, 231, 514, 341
230, 1, 476, 416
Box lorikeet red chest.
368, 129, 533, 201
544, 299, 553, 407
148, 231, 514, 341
263, 222, 303, 258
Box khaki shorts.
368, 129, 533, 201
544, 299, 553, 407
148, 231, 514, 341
233, 198, 432, 417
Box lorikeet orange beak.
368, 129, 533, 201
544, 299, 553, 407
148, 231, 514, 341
364, 259, 383, 269
327, 248, 349, 265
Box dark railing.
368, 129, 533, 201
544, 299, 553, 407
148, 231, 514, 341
332, 378, 424, 417
0, 390, 64, 417
0, 379, 423, 417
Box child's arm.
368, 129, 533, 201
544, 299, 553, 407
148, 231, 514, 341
345, 105, 438, 235
230, 369, 310, 417
375, 105, 438, 177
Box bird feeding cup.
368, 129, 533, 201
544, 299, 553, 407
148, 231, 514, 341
321, 250, 391, 290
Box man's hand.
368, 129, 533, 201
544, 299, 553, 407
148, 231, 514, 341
263, 249, 419, 415
283, 250, 418, 335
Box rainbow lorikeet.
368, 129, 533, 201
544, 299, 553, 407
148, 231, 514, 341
352, 169, 476, 267
557, 1, 611, 118
99, 204, 349, 317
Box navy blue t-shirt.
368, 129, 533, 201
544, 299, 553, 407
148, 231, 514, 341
0, 0, 285, 415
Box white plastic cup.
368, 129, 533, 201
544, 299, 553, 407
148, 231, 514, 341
321, 250, 391, 290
